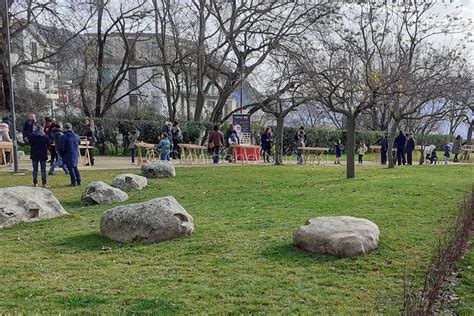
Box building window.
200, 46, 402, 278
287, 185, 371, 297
45, 75, 50, 90
33, 82, 40, 92
129, 68, 138, 90
206, 100, 216, 110
129, 95, 138, 106
31, 42, 37, 58
151, 42, 159, 58
153, 96, 162, 113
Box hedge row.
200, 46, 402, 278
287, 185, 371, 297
4, 113, 454, 155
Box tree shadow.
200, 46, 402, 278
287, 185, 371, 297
260, 242, 349, 266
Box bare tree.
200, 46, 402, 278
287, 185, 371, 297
78, 0, 171, 117
201, 0, 335, 123
0, 0, 94, 112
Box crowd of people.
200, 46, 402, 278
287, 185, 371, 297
0, 113, 92, 187
374, 131, 466, 166
0, 114, 471, 179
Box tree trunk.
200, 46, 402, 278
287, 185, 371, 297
387, 119, 400, 168
467, 120, 473, 145
274, 115, 284, 165
346, 114, 356, 179
94, 0, 104, 118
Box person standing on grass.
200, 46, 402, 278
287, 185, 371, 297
58, 123, 81, 186
48, 122, 69, 175
44, 117, 56, 165
171, 121, 183, 159
295, 127, 306, 164
405, 133, 415, 165
443, 143, 451, 165
83, 119, 96, 166
22, 112, 36, 144
394, 130, 407, 166
156, 132, 171, 161
29, 123, 51, 188
334, 139, 342, 165
357, 142, 367, 165
452, 135, 462, 162
208, 125, 224, 164
128, 129, 140, 165
376, 133, 388, 165
261, 127, 273, 163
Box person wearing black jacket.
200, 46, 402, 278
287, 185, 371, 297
261, 127, 273, 163
405, 133, 416, 165
394, 130, 407, 166
22, 113, 36, 144
29, 123, 50, 187
376, 133, 389, 165
171, 121, 183, 159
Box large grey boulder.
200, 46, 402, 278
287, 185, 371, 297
112, 174, 147, 192
293, 216, 379, 257
141, 160, 176, 178
100, 196, 193, 243
0, 186, 69, 229
81, 181, 129, 205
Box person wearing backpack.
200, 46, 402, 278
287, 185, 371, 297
208, 125, 225, 164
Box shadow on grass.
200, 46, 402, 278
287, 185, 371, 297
260, 242, 346, 266
53, 232, 119, 252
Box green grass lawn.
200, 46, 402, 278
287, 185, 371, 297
0, 164, 472, 313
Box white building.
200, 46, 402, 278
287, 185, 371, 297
10, 23, 59, 112
86, 32, 239, 120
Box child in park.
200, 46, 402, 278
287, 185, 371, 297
334, 139, 342, 164
156, 132, 171, 161
358, 142, 367, 165
443, 143, 451, 165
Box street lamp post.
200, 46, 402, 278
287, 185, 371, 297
3, 0, 20, 174
240, 52, 244, 114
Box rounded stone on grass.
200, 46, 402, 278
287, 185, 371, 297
112, 174, 147, 192
81, 181, 129, 205
100, 196, 194, 243
141, 160, 176, 178
0, 186, 69, 229
293, 216, 379, 257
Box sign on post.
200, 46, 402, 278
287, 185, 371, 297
232, 114, 251, 133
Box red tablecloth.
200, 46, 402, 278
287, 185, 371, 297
234, 146, 261, 161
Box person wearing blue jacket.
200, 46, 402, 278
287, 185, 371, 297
58, 123, 81, 186
156, 132, 171, 161
29, 123, 50, 188
48, 122, 69, 175
335, 139, 342, 165
394, 130, 407, 166
443, 143, 451, 165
